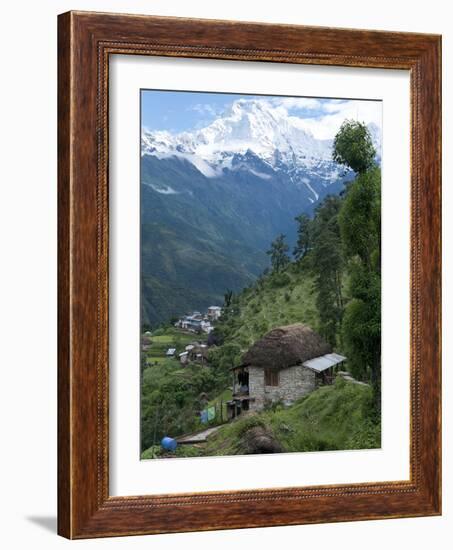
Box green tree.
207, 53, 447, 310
223, 289, 233, 307
339, 168, 381, 270
333, 120, 381, 407
293, 213, 312, 260
339, 168, 381, 396
309, 196, 344, 346
267, 234, 290, 272
333, 120, 376, 174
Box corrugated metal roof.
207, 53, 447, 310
325, 353, 347, 363
303, 352, 346, 372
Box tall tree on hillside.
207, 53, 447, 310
267, 234, 290, 272
333, 120, 376, 174
223, 289, 233, 308
309, 196, 344, 346
333, 120, 381, 410
293, 213, 312, 261
339, 168, 381, 388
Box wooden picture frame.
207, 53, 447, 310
58, 10, 441, 539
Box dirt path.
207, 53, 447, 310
337, 371, 369, 386
176, 425, 224, 444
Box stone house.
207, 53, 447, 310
228, 323, 346, 418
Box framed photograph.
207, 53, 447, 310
58, 11, 441, 538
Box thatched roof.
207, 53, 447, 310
240, 323, 331, 370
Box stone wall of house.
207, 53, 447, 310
248, 365, 316, 411
247, 366, 266, 411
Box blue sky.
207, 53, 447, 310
141, 89, 382, 140
141, 90, 243, 133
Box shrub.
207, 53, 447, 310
269, 272, 291, 288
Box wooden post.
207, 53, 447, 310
152, 403, 160, 458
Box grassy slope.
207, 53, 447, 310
142, 378, 380, 459
204, 378, 380, 456
217, 261, 319, 353
208, 381, 380, 456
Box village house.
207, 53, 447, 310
200, 319, 214, 334
207, 306, 222, 321
188, 343, 209, 364
178, 315, 202, 331
179, 343, 209, 365
227, 323, 346, 419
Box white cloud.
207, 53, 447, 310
186, 96, 382, 142
289, 99, 382, 140
271, 97, 322, 110
189, 103, 218, 116
250, 96, 383, 140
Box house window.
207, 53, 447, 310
264, 368, 279, 386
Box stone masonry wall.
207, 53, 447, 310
248, 365, 316, 411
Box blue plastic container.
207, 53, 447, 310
161, 436, 178, 452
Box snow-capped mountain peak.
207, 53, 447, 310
141, 97, 381, 207
141, 98, 333, 178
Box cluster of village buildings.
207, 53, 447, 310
174, 305, 222, 334
141, 305, 222, 367
171, 306, 222, 365
141, 333, 210, 366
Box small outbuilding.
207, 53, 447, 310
228, 323, 346, 417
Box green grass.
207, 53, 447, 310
166, 378, 380, 458
146, 356, 170, 366
141, 444, 204, 460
